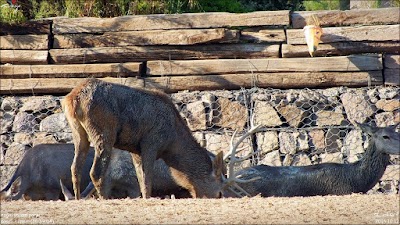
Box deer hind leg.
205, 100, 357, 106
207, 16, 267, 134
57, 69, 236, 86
90, 139, 114, 199
69, 121, 90, 200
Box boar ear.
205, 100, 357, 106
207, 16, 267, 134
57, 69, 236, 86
213, 151, 224, 178
60, 179, 74, 201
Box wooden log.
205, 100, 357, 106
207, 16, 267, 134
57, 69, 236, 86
0, 63, 141, 78
146, 71, 383, 92
0, 50, 48, 64
49, 44, 280, 64
53, 29, 239, 48
0, 71, 382, 94
52, 11, 290, 34
0, 34, 49, 50
287, 24, 400, 44
384, 69, 400, 86
0, 20, 51, 35
0, 77, 145, 94
146, 55, 382, 76
291, 8, 400, 28
282, 42, 400, 58
240, 28, 285, 43
384, 54, 400, 69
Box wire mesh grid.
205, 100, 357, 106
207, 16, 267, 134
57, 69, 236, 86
1, 85, 399, 194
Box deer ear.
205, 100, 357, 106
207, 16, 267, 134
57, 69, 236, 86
60, 179, 74, 201
213, 151, 224, 177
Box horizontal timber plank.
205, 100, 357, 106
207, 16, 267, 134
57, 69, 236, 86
240, 28, 285, 43
0, 77, 145, 95
0, 20, 51, 35
53, 29, 239, 48
0, 34, 49, 50
146, 71, 383, 92
0, 50, 48, 64
0, 63, 141, 78
287, 25, 400, 45
146, 55, 382, 76
384, 69, 400, 86
384, 54, 400, 69
0, 71, 382, 94
282, 42, 400, 58
49, 44, 280, 64
291, 8, 400, 28
52, 11, 289, 34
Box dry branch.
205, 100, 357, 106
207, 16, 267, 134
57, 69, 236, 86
49, 44, 280, 64
146, 55, 382, 76
291, 8, 400, 28
287, 25, 400, 45
52, 11, 290, 34
53, 29, 239, 48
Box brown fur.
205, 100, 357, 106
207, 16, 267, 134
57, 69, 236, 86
63, 78, 224, 199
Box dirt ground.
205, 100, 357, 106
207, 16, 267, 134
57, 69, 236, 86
1, 193, 399, 224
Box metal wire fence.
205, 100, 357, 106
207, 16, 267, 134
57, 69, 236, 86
1, 85, 399, 193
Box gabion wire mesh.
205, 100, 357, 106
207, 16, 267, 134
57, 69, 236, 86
1, 85, 399, 194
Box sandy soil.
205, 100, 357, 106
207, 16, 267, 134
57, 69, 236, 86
1, 194, 399, 224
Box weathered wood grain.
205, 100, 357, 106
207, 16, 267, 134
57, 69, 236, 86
384, 69, 400, 86
0, 77, 145, 94
287, 24, 400, 45
52, 11, 290, 34
384, 54, 400, 69
291, 8, 400, 28
0, 50, 48, 64
240, 28, 286, 43
0, 34, 49, 50
0, 20, 51, 35
0, 71, 382, 94
282, 42, 400, 58
146, 55, 382, 76
0, 63, 141, 78
53, 28, 239, 48
49, 44, 280, 64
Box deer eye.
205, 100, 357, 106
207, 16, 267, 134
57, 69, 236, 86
382, 135, 390, 140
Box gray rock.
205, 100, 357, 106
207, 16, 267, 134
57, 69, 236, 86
325, 128, 343, 153
253, 101, 282, 127
259, 150, 281, 166
292, 153, 312, 166
276, 103, 307, 128
0, 110, 14, 134
213, 97, 247, 131
279, 132, 296, 155
375, 111, 400, 127
3, 142, 29, 165
20, 96, 59, 112
256, 131, 279, 154
1, 97, 21, 111
341, 90, 375, 123
315, 109, 345, 126
309, 129, 325, 152
342, 129, 364, 163
40, 113, 71, 132
375, 99, 400, 112
320, 152, 344, 163
12, 111, 38, 133
378, 87, 398, 99
0, 165, 18, 188
13, 133, 33, 145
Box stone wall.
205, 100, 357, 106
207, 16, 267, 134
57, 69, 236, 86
1, 85, 399, 193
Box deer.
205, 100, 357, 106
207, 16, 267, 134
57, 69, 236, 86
62, 78, 224, 199
224, 122, 400, 197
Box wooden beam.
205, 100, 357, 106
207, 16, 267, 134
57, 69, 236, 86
146, 55, 382, 76
0, 20, 51, 35
240, 28, 285, 43
53, 28, 239, 48
0, 63, 141, 78
287, 24, 399, 44
0, 35, 49, 50
384, 69, 400, 86
291, 8, 400, 28
49, 44, 280, 64
0, 71, 382, 94
282, 42, 400, 58
52, 11, 290, 34
0, 77, 145, 95
384, 54, 400, 69
0, 50, 48, 64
